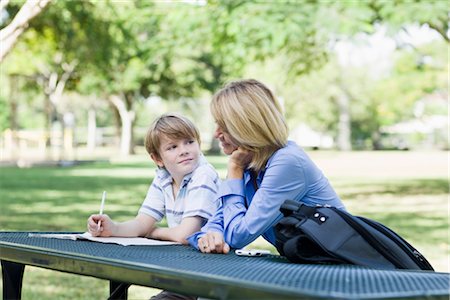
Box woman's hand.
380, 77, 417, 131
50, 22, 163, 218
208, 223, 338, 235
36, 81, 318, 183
227, 147, 253, 179
87, 214, 115, 237
198, 232, 230, 254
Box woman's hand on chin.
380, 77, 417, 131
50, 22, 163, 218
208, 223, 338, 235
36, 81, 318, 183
227, 148, 253, 179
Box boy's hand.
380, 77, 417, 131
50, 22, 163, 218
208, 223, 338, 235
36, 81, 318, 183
87, 214, 114, 237
198, 232, 230, 254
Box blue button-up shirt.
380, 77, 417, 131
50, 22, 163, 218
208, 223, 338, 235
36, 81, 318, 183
188, 141, 345, 249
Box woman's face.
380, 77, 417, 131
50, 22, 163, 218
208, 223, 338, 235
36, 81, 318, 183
214, 125, 238, 155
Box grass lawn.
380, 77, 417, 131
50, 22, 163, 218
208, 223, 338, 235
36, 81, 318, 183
0, 151, 448, 299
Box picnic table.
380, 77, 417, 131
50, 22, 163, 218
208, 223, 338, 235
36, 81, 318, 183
1, 232, 449, 299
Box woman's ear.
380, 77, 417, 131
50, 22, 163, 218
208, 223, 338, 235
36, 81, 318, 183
150, 153, 164, 168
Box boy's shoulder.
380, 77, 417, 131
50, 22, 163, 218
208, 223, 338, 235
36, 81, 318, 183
192, 161, 218, 178
154, 167, 171, 183
189, 157, 219, 183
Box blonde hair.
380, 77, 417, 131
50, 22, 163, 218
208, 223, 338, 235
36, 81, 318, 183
211, 79, 288, 171
145, 113, 200, 159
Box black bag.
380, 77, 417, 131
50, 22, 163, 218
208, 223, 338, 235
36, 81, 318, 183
274, 200, 434, 270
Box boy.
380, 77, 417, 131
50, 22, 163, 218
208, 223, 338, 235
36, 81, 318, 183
87, 113, 220, 246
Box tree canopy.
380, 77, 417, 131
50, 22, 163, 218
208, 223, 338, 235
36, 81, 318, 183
0, 0, 447, 153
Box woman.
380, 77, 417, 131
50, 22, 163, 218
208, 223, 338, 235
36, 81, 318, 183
187, 79, 345, 254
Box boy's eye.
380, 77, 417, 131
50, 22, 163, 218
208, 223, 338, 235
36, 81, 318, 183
166, 145, 176, 151
187, 139, 195, 144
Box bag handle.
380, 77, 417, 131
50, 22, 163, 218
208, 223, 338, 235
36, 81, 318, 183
280, 200, 302, 216
280, 200, 317, 220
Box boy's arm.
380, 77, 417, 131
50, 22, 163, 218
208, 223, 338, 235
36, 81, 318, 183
112, 213, 157, 237
148, 216, 204, 244
89, 213, 157, 237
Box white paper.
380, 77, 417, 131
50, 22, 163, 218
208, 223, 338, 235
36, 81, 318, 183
28, 232, 180, 246
28, 233, 80, 240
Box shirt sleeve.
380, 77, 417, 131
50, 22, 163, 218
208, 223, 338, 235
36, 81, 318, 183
221, 154, 307, 249
187, 204, 224, 249
182, 166, 220, 220
138, 176, 166, 222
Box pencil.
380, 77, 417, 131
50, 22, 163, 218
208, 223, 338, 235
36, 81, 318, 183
97, 191, 106, 231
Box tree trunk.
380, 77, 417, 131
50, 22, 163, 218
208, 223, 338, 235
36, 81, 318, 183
208, 137, 221, 155
44, 94, 53, 148
8, 75, 19, 160
0, 0, 11, 12
0, 0, 51, 62
109, 95, 135, 156
37, 60, 77, 157
336, 92, 352, 151
110, 103, 121, 148
371, 130, 382, 150
87, 108, 97, 150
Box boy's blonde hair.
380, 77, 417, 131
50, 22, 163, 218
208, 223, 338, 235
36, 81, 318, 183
145, 113, 201, 159
211, 79, 288, 172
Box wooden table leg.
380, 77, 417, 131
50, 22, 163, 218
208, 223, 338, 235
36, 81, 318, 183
1, 260, 25, 300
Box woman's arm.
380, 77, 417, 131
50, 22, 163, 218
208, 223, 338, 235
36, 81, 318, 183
187, 203, 225, 248
198, 231, 230, 254
222, 154, 306, 249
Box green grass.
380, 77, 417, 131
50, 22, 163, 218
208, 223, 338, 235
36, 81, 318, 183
0, 151, 448, 299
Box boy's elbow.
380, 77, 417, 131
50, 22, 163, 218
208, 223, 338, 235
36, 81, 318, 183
173, 236, 188, 245
171, 231, 190, 244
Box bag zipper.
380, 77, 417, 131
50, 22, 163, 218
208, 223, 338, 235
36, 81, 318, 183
358, 216, 434, 271
331, 208, 406, 269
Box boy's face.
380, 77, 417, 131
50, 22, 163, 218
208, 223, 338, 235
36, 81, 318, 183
152, 135, 201, 180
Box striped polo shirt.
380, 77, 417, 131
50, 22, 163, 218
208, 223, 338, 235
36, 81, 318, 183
139, 155, 220, 228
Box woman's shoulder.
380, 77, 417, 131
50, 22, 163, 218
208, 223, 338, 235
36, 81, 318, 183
270, 141, 306, 163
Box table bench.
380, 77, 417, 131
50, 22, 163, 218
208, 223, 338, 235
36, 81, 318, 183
1, 232, 449, 299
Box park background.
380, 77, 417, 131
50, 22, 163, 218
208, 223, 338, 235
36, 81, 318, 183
0, 0, 448, 299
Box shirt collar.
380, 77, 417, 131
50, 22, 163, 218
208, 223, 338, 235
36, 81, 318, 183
243, 141, 293, 185
156, 154, 208, 188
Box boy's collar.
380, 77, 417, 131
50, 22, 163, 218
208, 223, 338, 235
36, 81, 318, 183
157, 154, 207, 187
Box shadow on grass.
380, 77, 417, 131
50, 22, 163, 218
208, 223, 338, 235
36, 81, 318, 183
358, 211, 448, 246
0, 164, 153, 231
0, 165, 151, 189
338, 179, 448, 200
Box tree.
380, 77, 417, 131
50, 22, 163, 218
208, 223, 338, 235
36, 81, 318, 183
78, 1, 196, 156
165, 1, 330, 152
78, 1, 329, 155
280, 0, 449, 150
283, 36, 447, 150
2, 0, 114, 158
369, 0, 449, 43
0, 0, 51, 62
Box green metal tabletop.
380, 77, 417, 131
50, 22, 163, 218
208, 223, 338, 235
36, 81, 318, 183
0, 232, 449, 299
